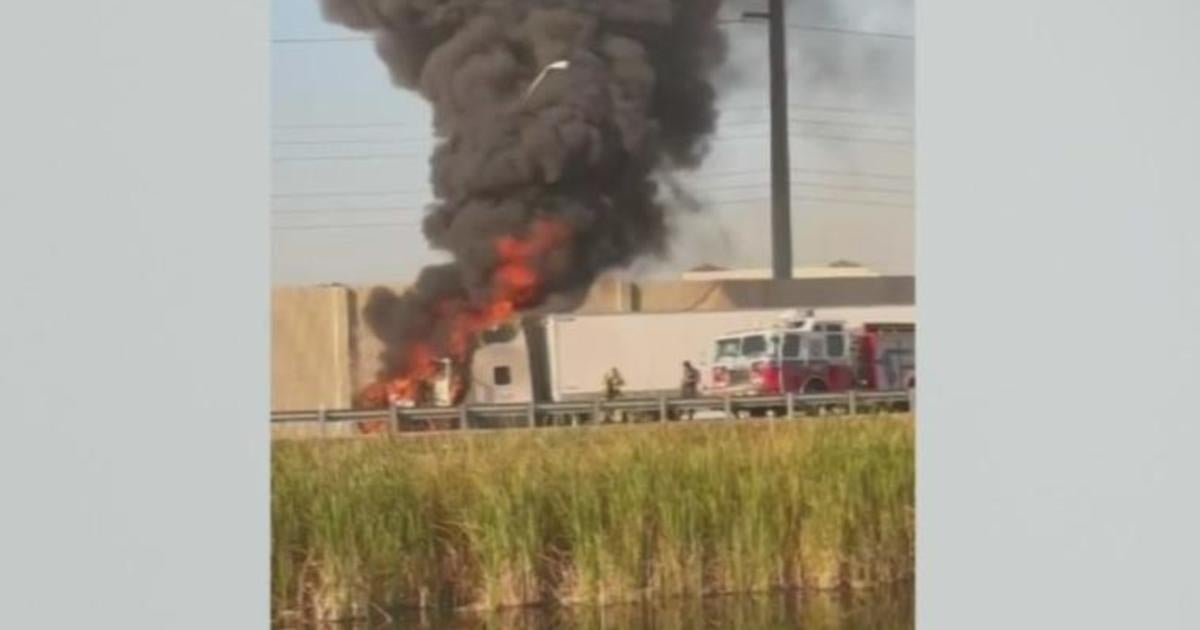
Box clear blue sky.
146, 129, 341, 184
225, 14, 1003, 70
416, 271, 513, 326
271, 0, 914, 286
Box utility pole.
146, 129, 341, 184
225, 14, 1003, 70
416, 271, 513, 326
744, 1, 793, 280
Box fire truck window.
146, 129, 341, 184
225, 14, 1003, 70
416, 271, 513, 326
806, 336, 826, 360
715, 338, 741, 360
493, 366, 512, 386
826, 334, 845, 358
782, 334, 801, 358
742, 335, 768, 357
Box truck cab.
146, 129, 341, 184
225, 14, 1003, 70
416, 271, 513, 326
709, 314, 857, 396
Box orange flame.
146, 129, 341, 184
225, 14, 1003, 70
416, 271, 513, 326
356, 218, 570, 414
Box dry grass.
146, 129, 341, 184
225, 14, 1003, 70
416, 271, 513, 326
272, 415, 914, 624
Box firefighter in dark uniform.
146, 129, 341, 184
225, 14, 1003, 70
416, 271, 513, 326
680, 361, 700, 420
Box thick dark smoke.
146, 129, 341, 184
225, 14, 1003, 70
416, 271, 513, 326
320, 0, 730, 383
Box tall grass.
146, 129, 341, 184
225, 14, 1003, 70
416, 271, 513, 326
272, 416, 914, 624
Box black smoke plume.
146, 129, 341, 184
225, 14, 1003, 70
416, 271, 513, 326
319, 0, 729, 388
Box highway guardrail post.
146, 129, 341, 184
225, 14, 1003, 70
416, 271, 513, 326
659, 395, 668, 422
527, 401, 536, 428
318, 406, 327, 437
723, 396, 733, 420
786, 392, 795, 419
389, 403, 400, 433
460, 404, 469, 431
848, 390, 858, 415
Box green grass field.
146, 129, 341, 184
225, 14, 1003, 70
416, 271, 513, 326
272, 415, 914, 624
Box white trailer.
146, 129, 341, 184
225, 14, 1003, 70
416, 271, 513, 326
467, 305, 914, 404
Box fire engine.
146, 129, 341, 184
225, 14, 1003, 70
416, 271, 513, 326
707, 309, 914, 399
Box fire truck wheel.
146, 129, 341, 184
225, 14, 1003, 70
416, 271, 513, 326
802, 379, 829, 394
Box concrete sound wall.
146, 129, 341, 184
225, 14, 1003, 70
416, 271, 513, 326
634, 277, 916, 312
270, 285, 354, 412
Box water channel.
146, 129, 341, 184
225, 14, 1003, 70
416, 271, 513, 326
385, 586, 913, 629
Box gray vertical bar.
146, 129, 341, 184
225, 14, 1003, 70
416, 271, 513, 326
769, 0, 792, 280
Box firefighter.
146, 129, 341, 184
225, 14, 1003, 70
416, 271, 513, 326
679, 360, 701, 420
602, 367, 624, 422
680, 361, 700, 397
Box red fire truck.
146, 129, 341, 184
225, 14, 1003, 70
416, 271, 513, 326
707, 310, 915, 398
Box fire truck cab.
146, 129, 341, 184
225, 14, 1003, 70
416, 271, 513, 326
708, 310, 856, 396
706, 310, 915, 398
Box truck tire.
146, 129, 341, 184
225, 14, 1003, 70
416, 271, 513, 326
801, 380, 829, 416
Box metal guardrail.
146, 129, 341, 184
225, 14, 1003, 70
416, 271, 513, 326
270, 390, 914, 432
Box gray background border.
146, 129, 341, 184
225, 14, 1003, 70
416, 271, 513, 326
1, 0, 1197, 628
1, 2, 269, 627
917, 0, 1198, 627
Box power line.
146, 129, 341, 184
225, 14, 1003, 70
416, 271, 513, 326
272, 106, 909, 130
271, 193, 911, 232
795, 180, 911, 194
273, 118, 909, 140
716, 18, 913, 40
706, 195, 912, 209
270, 181, 908, 214
272, 107, 909, 132
690, 180, 911, 195
270, 181, 909, 216
267, 168, 911, 201
271, 131, 910, 164
696, 165, 907, 180
273, 23, 914, 43
270, 128, 908, 151
786, 24, 913, 40
714, 132, 912, 146
721, 103, 912, 117
271, 120, 908, 147
791, 167, 910, 180
716, 117, 911, 132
